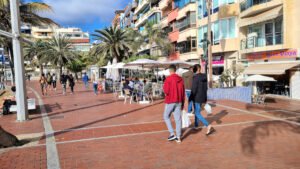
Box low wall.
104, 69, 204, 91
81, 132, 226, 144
208, 87, 252, 103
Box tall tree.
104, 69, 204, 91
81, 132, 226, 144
142, 22, 172, 56
23, 39, 47, 75
0, 0, 54, 82
91, 26, 133, 62
41, 35, 78, 75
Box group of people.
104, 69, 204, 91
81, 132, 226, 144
39, 72, 75, 96
163, 64, 215, 143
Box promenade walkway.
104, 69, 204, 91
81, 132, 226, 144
0, 81, 299, 169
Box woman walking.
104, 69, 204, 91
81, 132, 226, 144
46, 72, 52, 91
39, 73, 47, 96
69, 74, 75, 94
91, 74, 98, 95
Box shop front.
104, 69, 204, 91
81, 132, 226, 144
243, 49, 300, 99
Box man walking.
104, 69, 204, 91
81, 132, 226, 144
163, 65, 185, 143
60, 73, 68, 95
82, 72, 89, 89
182, 66, 194, 115
191, 64, 215, 135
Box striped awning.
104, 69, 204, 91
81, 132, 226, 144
239, 6, 283, 27
244, 62, 300, 75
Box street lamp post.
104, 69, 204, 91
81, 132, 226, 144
10, 0, 28, 121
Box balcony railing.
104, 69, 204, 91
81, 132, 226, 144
240, 0, 272, 12
240, 33, 282, 50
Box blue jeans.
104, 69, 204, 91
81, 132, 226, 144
194, 103, 209, 127
163, 103, 182, 137
84, 81, 89, 89
185, 90, 193, 113
93, 83, 98, 94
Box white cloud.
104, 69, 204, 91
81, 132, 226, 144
40, 0, 128, 25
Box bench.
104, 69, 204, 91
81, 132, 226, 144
9, 99, 36, 112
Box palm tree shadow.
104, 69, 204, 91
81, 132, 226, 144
240, 120, 300, 156
181, 110, 228, 140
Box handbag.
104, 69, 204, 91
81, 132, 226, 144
181, 110, 191, 128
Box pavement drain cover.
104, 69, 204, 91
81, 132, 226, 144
50, 115, 64, 119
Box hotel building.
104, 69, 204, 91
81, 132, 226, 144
239, 0, 300, 99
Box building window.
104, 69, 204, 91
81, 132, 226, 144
199, 0, 236, 19
40, 32, 48, 36
174, 0, 195, 9
199, 17, 236, 46
175, 12, 196, 31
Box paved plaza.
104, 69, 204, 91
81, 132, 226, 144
0, 81, 300, 169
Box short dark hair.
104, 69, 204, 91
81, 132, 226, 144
193, 64, 201, 73
169, 64, 176, 72
11, 86, 16, 92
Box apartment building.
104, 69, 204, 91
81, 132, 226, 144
55, 27, 91, 52
112, 10, 125, 28
239, 0, 300, 99
28, 25, 91, 52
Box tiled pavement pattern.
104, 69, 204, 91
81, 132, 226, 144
0, 81, 299, 169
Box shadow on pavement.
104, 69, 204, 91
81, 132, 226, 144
181, 110, 228, 140
240, 121, 300, 156
41, 101, 165, 139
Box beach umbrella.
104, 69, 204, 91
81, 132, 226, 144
105, 61, 112, 79
111, 58, 120, 81
161, 60, 196, 68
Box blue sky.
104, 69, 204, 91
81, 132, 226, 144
25, 0, 130, 41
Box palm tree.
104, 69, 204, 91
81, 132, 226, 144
23, 39, 48, 75
0, 0, 54, 82
91, 26, 133, 62
142, 22, 172, 56
41, 35, 78, 75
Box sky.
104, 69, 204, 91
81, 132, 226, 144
25, 0, 131, 41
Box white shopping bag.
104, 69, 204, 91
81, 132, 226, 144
181, 110, 191, 128
204, 103, 212, 115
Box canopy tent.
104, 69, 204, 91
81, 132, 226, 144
125, 59, 161, 67
162, 60, 196, 68
244, 62, 299, 75
110, 58, 120, 81
245, 75, 277, 82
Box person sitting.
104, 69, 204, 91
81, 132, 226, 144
1, 86, 16, 115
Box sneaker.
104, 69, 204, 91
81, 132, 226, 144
175, 137, 181, 143
167, 135, 176, 141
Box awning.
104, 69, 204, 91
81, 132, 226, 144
244, 62, 300, 75
239, 6, 283, 27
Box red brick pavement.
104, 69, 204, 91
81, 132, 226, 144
0, 81, 299, 169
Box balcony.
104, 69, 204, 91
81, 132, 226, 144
240, 33, 283, 53
133, 15, 138, 21
177, 28, 196, 42
168, 9, 179, 23
160, 17, 168, 28
169, 51, 180, 60
240, 0, 283, 18
134, 0, 149, 14
132, 2, 138, 9
168, 30, 179, 43
135, 7, 160, 27
159, 0, 170, 10
176, 3, 196, 20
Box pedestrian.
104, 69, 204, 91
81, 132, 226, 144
27, 74, 31, 81
39, 73, 47, 96
46, 72, 52, 91
91, 74, 98, 95
190, 64, 215, 135
52, 73, 57, 91
163, 64, 185, 143
60, 73, 68, 95
69, 74, 75, 94
182, 66, 194, 115
82, 72, 89, 89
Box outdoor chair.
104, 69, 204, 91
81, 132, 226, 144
257, 95, 266, 105
124, 89, 139, 104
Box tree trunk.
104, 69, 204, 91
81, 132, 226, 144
59, 65, 63, 76
75, 72, 79, 81
0, 126, 20, 148
206, 0, 213, 88
40, 64, 44, 75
